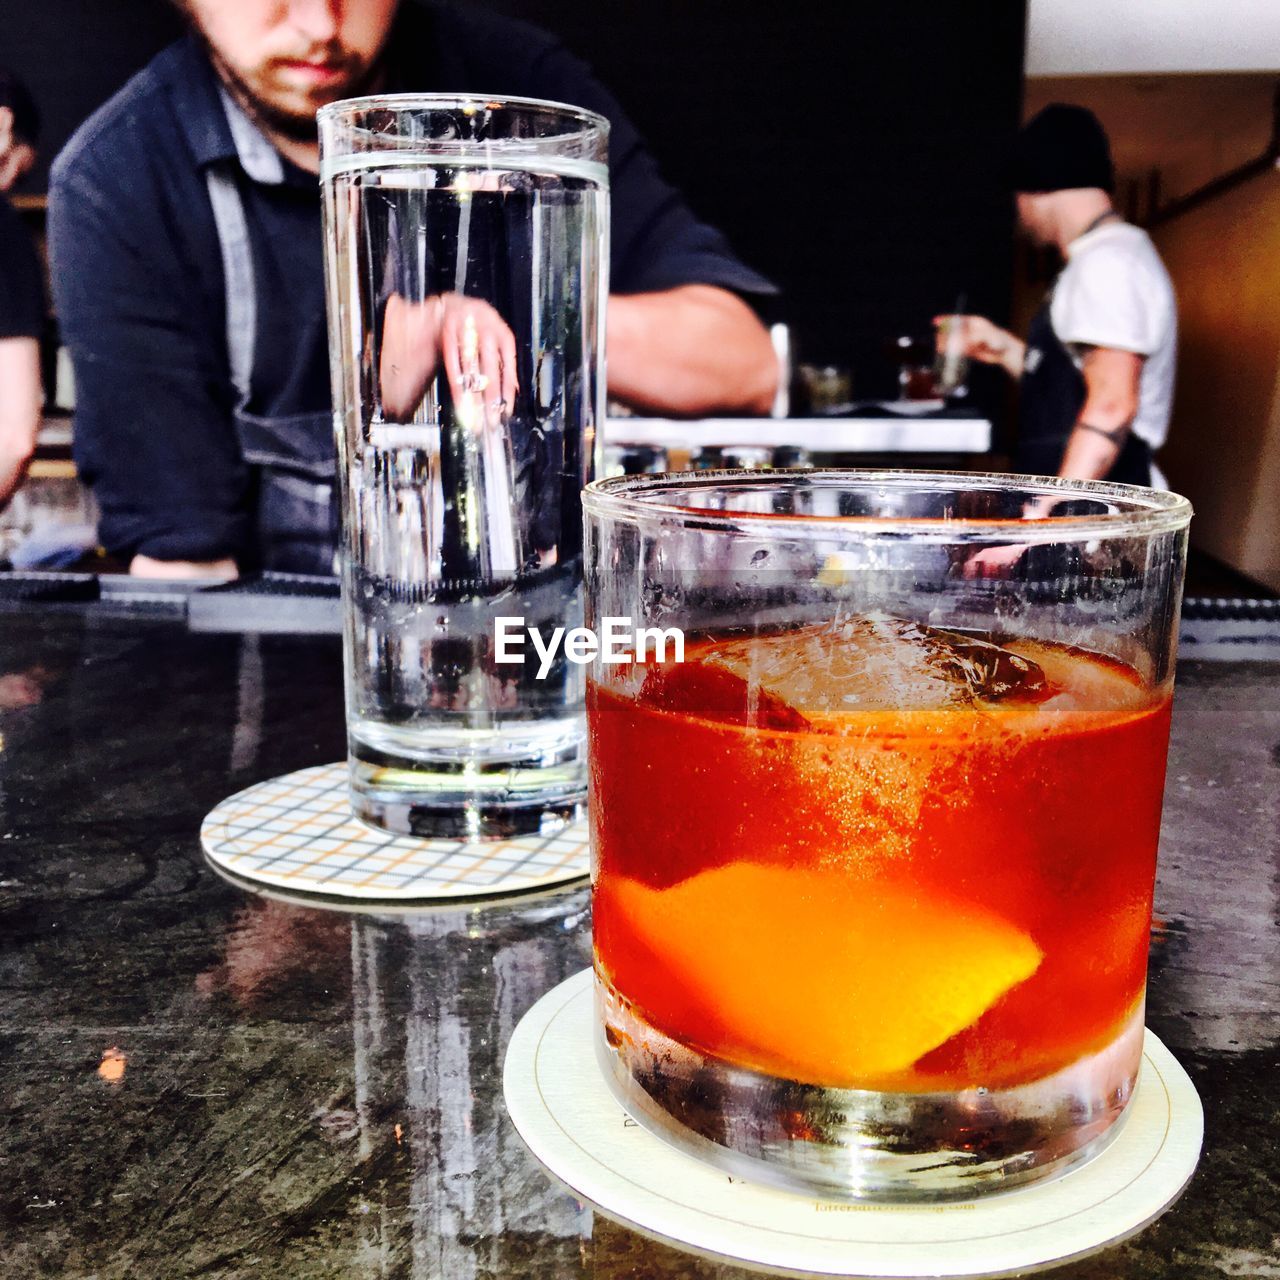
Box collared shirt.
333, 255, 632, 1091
49, 2, 774, 564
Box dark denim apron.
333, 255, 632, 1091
205, 131, 338, 575
1017, 293, 1152, 488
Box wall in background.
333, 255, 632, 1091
1024, 73, 1277, 212
1028, 0, 1280, 75
1155, 168, 1280, 590
479, 0, 1027, 398
5, 0, 185, 193
5, 0, 1027, 401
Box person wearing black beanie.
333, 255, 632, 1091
940, 103, 1177, 552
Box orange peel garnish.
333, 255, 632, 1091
608, 863, 1042, 1086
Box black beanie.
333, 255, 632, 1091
1012, 104, 1114, 194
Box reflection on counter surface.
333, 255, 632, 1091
0, 607, 1277, 1276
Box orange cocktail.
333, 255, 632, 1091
592, 622, 1169, 1094
583, 470, 1189, 1200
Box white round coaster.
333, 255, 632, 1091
504, 970, 1204, 1279
201, 763, 589, 901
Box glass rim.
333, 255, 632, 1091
317, 92, 611, 142
582, 468, 1193, 543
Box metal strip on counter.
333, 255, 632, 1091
604, 416, 993, 454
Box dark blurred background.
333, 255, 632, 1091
4, 0, 185, 191
480, 0, 1027, 398
5, 0, 1027, 401
9, 0, 1278, 592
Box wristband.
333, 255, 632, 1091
1077, 420, 1130, 445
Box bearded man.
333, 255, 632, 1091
50, 1, 777, 577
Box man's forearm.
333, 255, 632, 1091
0, 338, 42, 510
0, 450, 32, 511
607, 285, 778, 416
1058, 348, 1143, 481
52, 169, 252, 584
1057, 418, 1131, 482
130, 554, 238, 580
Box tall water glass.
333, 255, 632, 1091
585, 470, 1190, 1200
320, 96, 609, 838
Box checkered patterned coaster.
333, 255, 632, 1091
201, 762, 589, 901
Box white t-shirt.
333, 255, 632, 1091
1050, 220, 1178, 453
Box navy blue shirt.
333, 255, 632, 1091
49, 1, 774, 565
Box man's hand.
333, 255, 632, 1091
960, 496, 1070, 579
0, 337, 40, 511
1057, 347, 1143, 482
0, 670, 45, 709
379, 293, 517, 423
607, 285, 777, 416
961, 542, 1028, 579
129, 554, 238, 580
935, 314, 1026, 379
0, 107, 36, 193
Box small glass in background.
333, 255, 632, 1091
719, 446, 773, 471
687, 445, 809, 474
934, 315, 971, 401
770, 444, 812, 469
604, 443, 669, 477
796, 364, 855, 416
893, 336, 942, 403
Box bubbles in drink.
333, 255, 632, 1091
590, 618, 1172, 1090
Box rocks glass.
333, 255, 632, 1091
584, 469, 1190, 1199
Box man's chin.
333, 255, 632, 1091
226, 66, 371, 142
241, 82, 360, 143
276, 74, 364, 112
276, 76, 344, 103
246, 98, 322, 143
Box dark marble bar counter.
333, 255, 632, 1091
1, 607, 1277, 1279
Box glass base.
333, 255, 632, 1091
595, 975, 1143, 1202
349, 715, 585, 839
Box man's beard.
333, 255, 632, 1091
205, 42, 379, 144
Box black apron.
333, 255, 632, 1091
206, 99, 338, 577
1017, 294, 1152, 487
